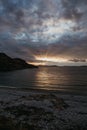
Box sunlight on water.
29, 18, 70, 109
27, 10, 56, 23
0, 67, 87, 94
35, 67, 69, 90
36, 67, 54, 89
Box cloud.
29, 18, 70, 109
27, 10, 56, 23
69, 59, 86, 63
0, 0, 87, 65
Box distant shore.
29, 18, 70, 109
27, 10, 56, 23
0, 87, 87, 130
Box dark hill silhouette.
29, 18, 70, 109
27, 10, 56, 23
0, 53, 38, 71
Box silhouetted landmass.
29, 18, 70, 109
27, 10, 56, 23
0, 53, 38, 71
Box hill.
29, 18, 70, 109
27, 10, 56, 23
0, 53, 38, 71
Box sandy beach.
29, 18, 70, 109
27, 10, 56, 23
0, 88, 87, 130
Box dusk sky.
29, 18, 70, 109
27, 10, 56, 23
0, 0, 87, 66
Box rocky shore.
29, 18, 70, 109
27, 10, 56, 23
0, 88, 87, 130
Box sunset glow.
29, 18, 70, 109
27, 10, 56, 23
28, 56, 68, 66
35, 56, 68, 63
28, 61, 46, 66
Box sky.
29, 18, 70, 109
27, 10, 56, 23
0, 0, 87, 66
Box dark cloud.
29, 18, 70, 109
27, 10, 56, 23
0, 0, 87, 65
69, 59, 86, 62
61, 0, 87, 20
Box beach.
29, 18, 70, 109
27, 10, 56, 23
0, 88, 87, 130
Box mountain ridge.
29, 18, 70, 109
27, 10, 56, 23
0, 53, 38, 71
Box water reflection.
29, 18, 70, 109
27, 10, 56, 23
36, 67, 65, 90
35, 67, 87, 91
0, 67, 87, 93
36, 68, 52, 89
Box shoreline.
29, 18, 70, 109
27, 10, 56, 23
0, 85, 87, 96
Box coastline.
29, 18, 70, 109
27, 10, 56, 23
0, 85, 87, 96
0, 86, 87, 130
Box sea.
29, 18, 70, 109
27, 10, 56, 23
0, 66, 87, 95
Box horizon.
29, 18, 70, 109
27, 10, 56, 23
0, 51, 87, 67
0, 0, 87, 66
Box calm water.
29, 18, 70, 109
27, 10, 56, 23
0, 66, 87, 94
